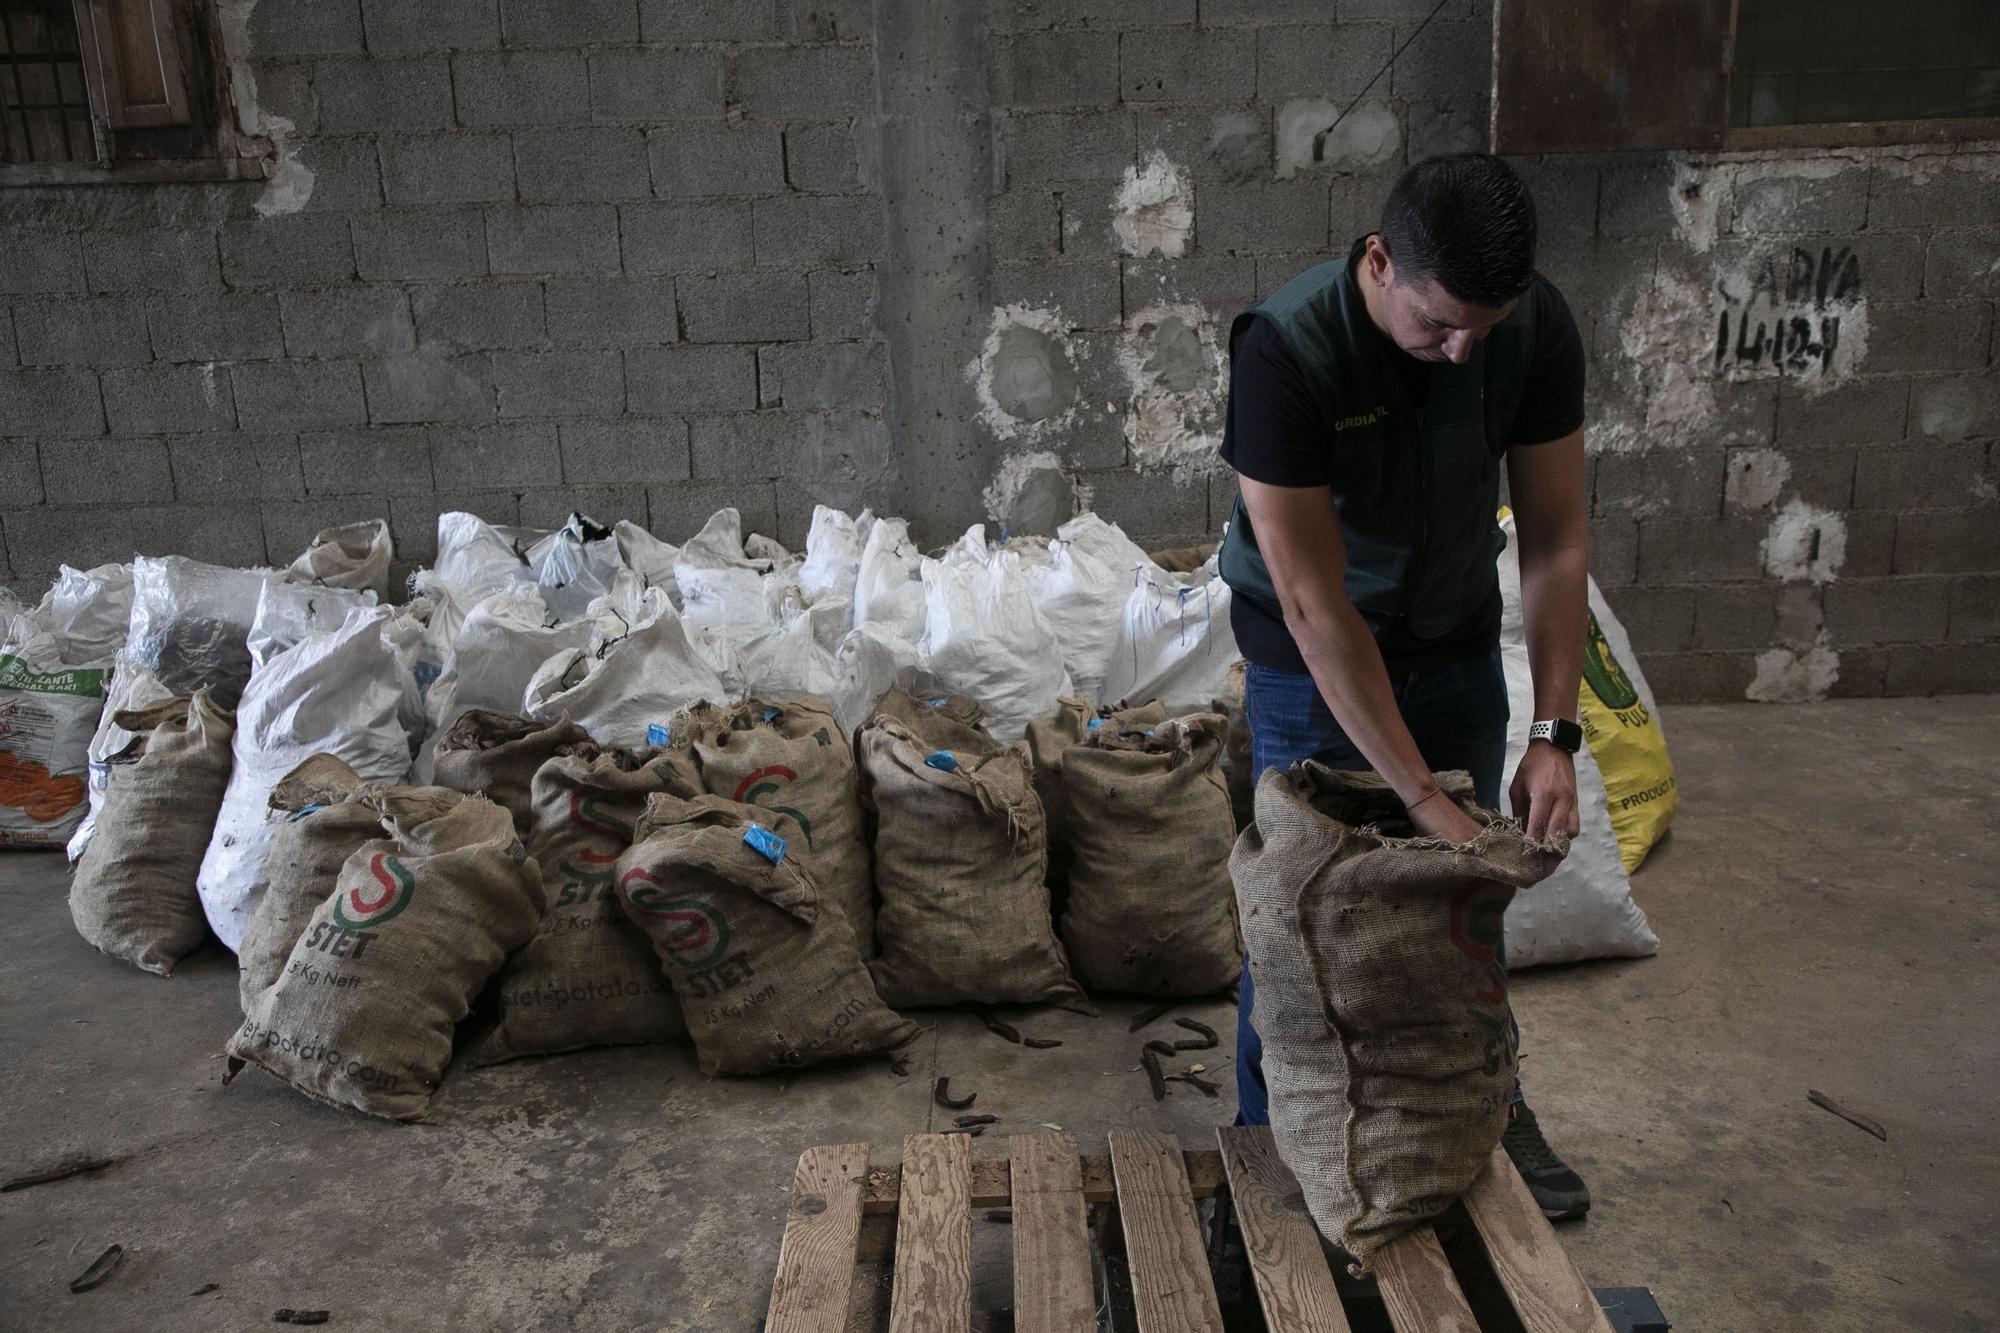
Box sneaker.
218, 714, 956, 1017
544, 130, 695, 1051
1502, 1103, 1592, 1220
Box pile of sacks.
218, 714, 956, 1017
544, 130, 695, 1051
204, 682, 1243, 1119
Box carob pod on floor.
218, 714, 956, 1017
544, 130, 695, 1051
676, 695, 877, 956
432, 709, 593, 838
1058, 714, 1241, 997
616, 792, 918, 1077
1234, 762, 1566, 1271
69, 692, 235, 977
857, 713, 1089, 1013
470, 742, 699, 1066
225, 790, 546, 1120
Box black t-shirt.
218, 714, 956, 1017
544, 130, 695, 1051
1218, 250, 1586, 673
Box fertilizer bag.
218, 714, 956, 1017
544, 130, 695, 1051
472, 745, 698, 1065
858, 715, 1087, 1011
1059, 714, 1240, 997
679, 696, 875, 955
432, 710, 593, 838
68, 692, 234, 976
1233, 763, 1565, 1269
616, 793, 917, 1076
226, 791, 545, 1120
0, 618, 108, 848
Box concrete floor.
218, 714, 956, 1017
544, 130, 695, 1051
1, 696, 1994, 1331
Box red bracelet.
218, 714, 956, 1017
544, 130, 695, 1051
1406, 787, 1446, 813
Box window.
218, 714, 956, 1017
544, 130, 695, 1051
0, 0, 261, 183
1492, 0, 2000, 154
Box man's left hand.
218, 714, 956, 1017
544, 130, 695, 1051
1510, 741, 1580, 843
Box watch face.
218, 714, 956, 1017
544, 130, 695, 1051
1555, 718, 1584, 752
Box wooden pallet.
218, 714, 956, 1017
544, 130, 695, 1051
765, 1126, 1616, 1332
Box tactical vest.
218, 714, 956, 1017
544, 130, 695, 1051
1217, 257, 1537, 643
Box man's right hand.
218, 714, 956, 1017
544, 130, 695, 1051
1405, 787, 1485, 844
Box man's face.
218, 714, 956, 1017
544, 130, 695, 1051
1365, 238, 1517, 365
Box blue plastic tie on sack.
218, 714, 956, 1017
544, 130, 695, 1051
761, 706, 781, 724
928, 696, 949, 708
924, 751, 960, 773
743, 824, 787, 864
287, 803, 328, 822
646, 722, 670, 746
1086, 717, 1104, 731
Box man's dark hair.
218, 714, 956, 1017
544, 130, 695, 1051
1378, 153, 1537, 307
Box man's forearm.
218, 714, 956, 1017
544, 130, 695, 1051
1289, 598, 1440, 804
1519, 544, 1589, 721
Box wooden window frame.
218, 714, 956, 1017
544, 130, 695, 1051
0, 0, 263, 185
1493, 0, 2000, 155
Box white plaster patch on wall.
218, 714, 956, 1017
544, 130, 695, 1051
1746, 632, 1841, 703
1592, 270, 1725, 455
967, 304, 1083, 444
1725, 448, 1793, 510
981, 449, 1087, 534
1274, 99, 1399, 180
1115, 301, 1228, 483
1761, 497, 1847, 584
1112, 151, 1194, 259
1668, 157, 1726, 254
217, 0, 313, 216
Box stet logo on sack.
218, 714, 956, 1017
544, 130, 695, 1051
619, 867, 759, 999
732, 766, 813, 848
555, 793, 633, 906
331, 853, 416, 932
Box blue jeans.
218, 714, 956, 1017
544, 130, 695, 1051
1233, 644, 1518, 1127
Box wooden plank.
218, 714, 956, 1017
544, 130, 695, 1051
1461, 1147, 1616, 1333
1372, 1227, 1479, 1333
888, 1133, 972, 1333
1010, 1133, 1095, 1333
1492, 0, 1732, 152
1107, 1129, 1225, 1333
767, 1143, 870, 1333
1214, 1128, 1349, 1333
863, 1149, 1226, 1213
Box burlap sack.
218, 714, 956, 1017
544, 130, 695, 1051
1022, 696, 1168, 903
617, 793, 917, 1076
238, 759, 463, 1010
858, 716, 1088, 1011
679, 696, 875, 955
226, 791, 545, 1120
432, 709, 593, 837
1059, 714, 1240, 996
1212, 659, 1253, 831
69, 692, 234, 976
863, 685, 987, 751
1233, 763, 1566, 1269
471, 744, 699, 1065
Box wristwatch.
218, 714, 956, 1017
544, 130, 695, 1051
1529, 718, 1584, 754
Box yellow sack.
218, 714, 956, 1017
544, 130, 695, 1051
1578, 587, 1677, 871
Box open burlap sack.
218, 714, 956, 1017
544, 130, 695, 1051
237, 760, 462, 1011
432, 709, 593, 838
69, 692, 234, 977
471, 744, 699, 1065
1234, 762, 1566, 1270
617, 793, 917, 1076
1059, 713, 1240, 997
1022, 696, 1168, 906
226, 791, 545, 1120
858, 716, 1088, 1012
678, 695, 875, 955
862, 685, 988, 752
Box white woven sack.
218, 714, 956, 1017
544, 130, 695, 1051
918, 531, 1071, 742
196, 605, 422, 951
523, 588, 726, 748
1099, 557, 1239, 715
1027, 513, 1149, 700
1495, 516, 1659, 967
852, 516, 926, 643
411, 584, 595, 782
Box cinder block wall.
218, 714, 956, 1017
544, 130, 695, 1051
2, 0, 1995, 702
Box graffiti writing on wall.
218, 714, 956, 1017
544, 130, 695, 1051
1713, 245, 1865, 382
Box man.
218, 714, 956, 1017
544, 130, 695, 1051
1216, 153, 1592, 1219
